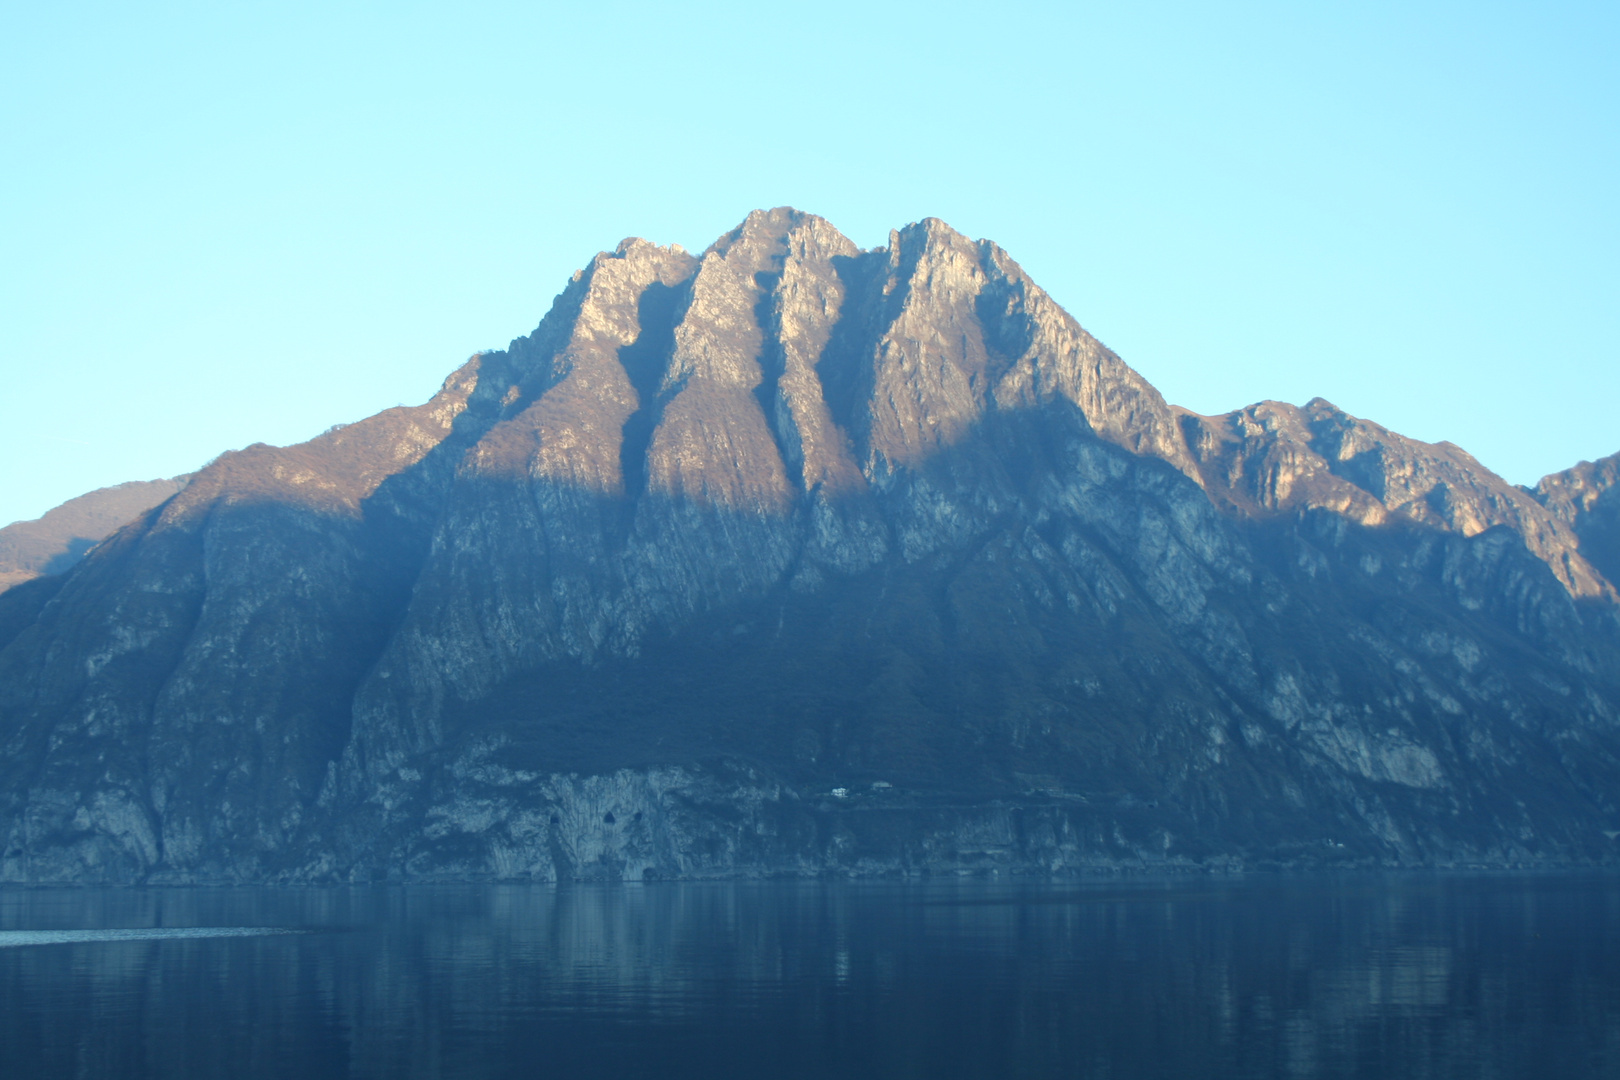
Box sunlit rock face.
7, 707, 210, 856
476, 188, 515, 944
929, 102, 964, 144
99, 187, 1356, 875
2, 208, 1619, 884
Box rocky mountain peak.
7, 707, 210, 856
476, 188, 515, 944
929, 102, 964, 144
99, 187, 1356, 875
705, 205, 814, 259
416, 208, 1204, 522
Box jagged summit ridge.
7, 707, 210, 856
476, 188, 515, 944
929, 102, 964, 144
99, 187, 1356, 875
449, 207, 1610, 607
472, 208, 1192, 507
1178, 397, 1613, 601
1, 209, 1618, 885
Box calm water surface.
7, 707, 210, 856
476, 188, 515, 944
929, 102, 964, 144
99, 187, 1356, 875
1, 874, 1616, 1078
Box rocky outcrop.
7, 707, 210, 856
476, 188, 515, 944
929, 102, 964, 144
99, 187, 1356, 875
1535, 451, 1620, 591
2, 209, 1618, 884
1178, 399, 1613, 601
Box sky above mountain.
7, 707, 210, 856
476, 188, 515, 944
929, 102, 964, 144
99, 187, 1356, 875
2, 0, 1615, 528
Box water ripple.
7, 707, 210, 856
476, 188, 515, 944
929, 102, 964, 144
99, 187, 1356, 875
0, 927, 299, 948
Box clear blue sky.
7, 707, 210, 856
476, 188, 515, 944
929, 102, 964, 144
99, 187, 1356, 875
3, 1, 1616, 527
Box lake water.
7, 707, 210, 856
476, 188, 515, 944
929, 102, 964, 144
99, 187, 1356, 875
1, 874, 1616, 1078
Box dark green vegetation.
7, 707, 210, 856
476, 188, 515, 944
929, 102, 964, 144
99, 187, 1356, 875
2, 210, 1618, 882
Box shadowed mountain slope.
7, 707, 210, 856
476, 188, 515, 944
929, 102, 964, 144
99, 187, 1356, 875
2, 208, 1618, 884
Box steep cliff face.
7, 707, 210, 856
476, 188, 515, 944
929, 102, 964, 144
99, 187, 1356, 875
1536, 451, 1620, 591
2, 209, 1618, 884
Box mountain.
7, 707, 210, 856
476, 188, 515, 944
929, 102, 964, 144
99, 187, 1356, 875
0, 478, 189, 594
1534, 452, 1620, 595
2, 208, 1618, 884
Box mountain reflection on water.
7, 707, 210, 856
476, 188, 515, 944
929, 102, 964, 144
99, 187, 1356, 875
1, 874, 1616, 1079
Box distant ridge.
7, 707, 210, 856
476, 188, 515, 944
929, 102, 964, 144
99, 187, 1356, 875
0, 477, 188, 594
